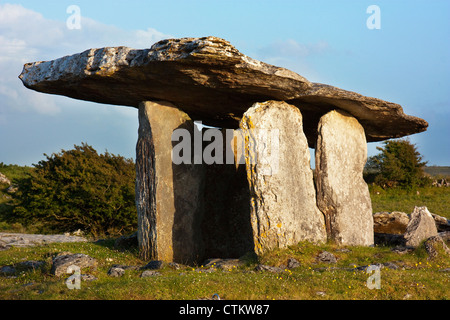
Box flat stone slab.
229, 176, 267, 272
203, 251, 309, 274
19, 36, 427, 146
0, 232, 87, 249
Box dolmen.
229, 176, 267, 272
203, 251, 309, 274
19, 36, 428, 264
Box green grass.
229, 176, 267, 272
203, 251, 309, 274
0, 240, 449, 300
369, 185, 450, 219
1, 165, 449, 300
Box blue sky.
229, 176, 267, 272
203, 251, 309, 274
0, 0, 449, 166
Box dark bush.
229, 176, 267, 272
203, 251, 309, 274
13, 143, 136, 236
364, 139, 429, 188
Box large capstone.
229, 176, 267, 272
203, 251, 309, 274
315, 110, 374, 246
19, 37, 427, 145
240, 101, 326, 254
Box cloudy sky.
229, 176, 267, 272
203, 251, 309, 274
0, 0, 449, 166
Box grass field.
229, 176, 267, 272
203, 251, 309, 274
369, 184, 450, 219
0, 240, 448, 300
0, 165, 449, 300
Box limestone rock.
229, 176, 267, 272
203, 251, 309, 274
373, 211, 410, 234
203, 258, 244, 270
424, 236, 450, 259
142, 260, 165, 270
240, 101, 326, 254
404, 206, 438, 247
431, 213, 450, 232
315, 110, 374, 246
255, 265, 285, 273
140, 270, 161, 277
51, 253, 97, 277
19, 37, 427, 144
439, 231, 450, 242
19, 37, 310, 129
135, 101, 204, 263
316, 251, 337, 264
107, 266, 125, 277
287, 258, 301, 269
290, 83, 428, 147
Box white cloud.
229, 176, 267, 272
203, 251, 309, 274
0, 3, 170, 116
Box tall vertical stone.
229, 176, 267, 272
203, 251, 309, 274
135, 101, 204, 263
315, 110, 374, 246
240, 101, 326, 254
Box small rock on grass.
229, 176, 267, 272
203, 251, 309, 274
141, 270, 161, 277
316, 251, 337, 263
255, 265, 284, 273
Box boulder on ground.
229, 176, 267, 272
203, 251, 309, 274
51, 252, 97, 277
431, 213, 450, 232
424, 235, 450, 259
404, 206, 438, 247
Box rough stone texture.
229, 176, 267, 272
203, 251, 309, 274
19, 36, 427, 145
0, 232, 87, 250
142, 260, 165, 270
424, 236, 450, 259
51, 253, 97, 277
107, 266, 125, 277
316, 251, 337, 264
255, 265, 285, 273
240, 101, 326, 254
141, 270, 161, 277
289, 83, 428, 147
287, 258, 301, 269
135, 101, 204, 263
203, 258, 244, 270
439, 231, 450, 242
431, 213, 450, 232
404, 206, 438, 247
373, 211, 410, 234
315, 110, 374, 246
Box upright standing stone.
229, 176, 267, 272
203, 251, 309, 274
315, 110, 374, 246
240, 101, 326, 254
135, 101, 204, 263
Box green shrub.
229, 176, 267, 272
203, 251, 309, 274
365, 139, 429, 188
12, 143, 136, 237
